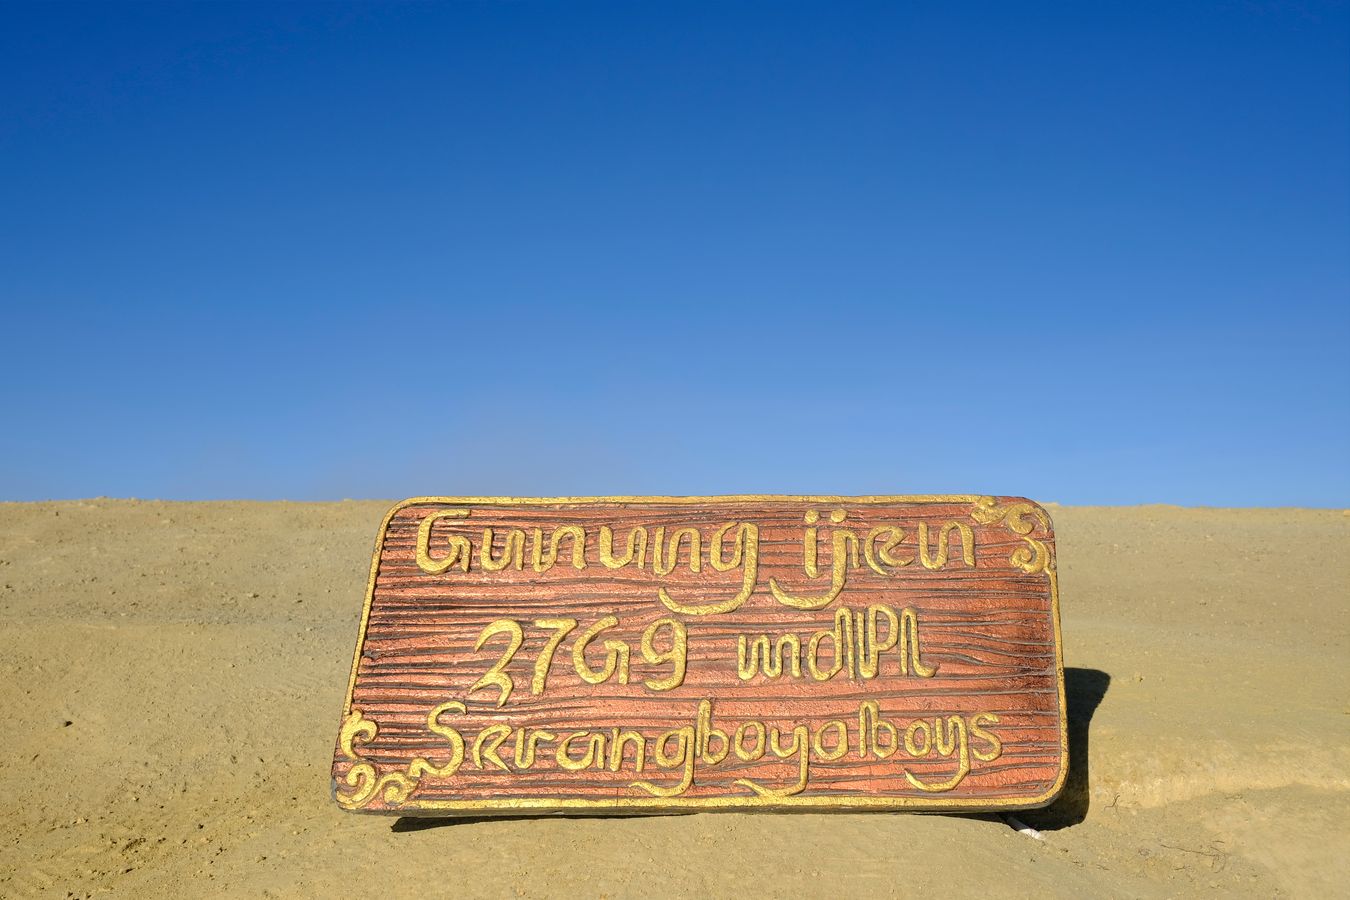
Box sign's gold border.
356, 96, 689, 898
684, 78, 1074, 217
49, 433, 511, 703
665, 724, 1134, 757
336, 495, 1068, 814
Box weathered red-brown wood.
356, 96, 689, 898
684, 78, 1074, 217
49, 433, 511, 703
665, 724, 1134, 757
332, 495, 1065, 814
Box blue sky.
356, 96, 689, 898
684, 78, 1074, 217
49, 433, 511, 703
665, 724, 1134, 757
2, 2, 1347, 505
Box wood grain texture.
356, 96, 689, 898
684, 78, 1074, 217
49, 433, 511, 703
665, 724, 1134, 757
332, 496, 1066, 814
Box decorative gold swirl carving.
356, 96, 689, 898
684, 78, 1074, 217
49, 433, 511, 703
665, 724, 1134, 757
970, 497, 1054, 574
335, 703, 466, 810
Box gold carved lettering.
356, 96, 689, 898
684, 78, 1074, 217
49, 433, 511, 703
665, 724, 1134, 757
658, 522, 759, 616
572, 616, 631, 685
631, 726, 695, 797
480, 527, 525, 571
639, 617, 688, 691
918, 521, 975, 570
738, 604, 933, 681
469, 619, 524, 707
532, 525, 587, 572
415, 509, 471, 574
599, 525, 648, 569
769, 510, 858, 610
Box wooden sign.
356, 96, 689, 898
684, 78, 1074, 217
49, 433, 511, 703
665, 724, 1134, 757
332, 495, 1066, 815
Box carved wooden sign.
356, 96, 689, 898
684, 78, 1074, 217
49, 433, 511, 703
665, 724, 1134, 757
333, 495, 1066, 815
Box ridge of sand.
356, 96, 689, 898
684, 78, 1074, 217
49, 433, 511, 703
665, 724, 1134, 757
1, 501, 1346, 897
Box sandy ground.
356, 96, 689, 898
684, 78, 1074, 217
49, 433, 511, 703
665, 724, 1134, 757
0, 500, 1346, 898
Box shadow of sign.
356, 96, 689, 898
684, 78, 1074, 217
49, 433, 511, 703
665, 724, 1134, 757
391, 813, 656, 832
1024, 666, 1111, 830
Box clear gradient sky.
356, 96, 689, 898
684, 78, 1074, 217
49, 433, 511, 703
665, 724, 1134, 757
2, 2, 1347, 505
